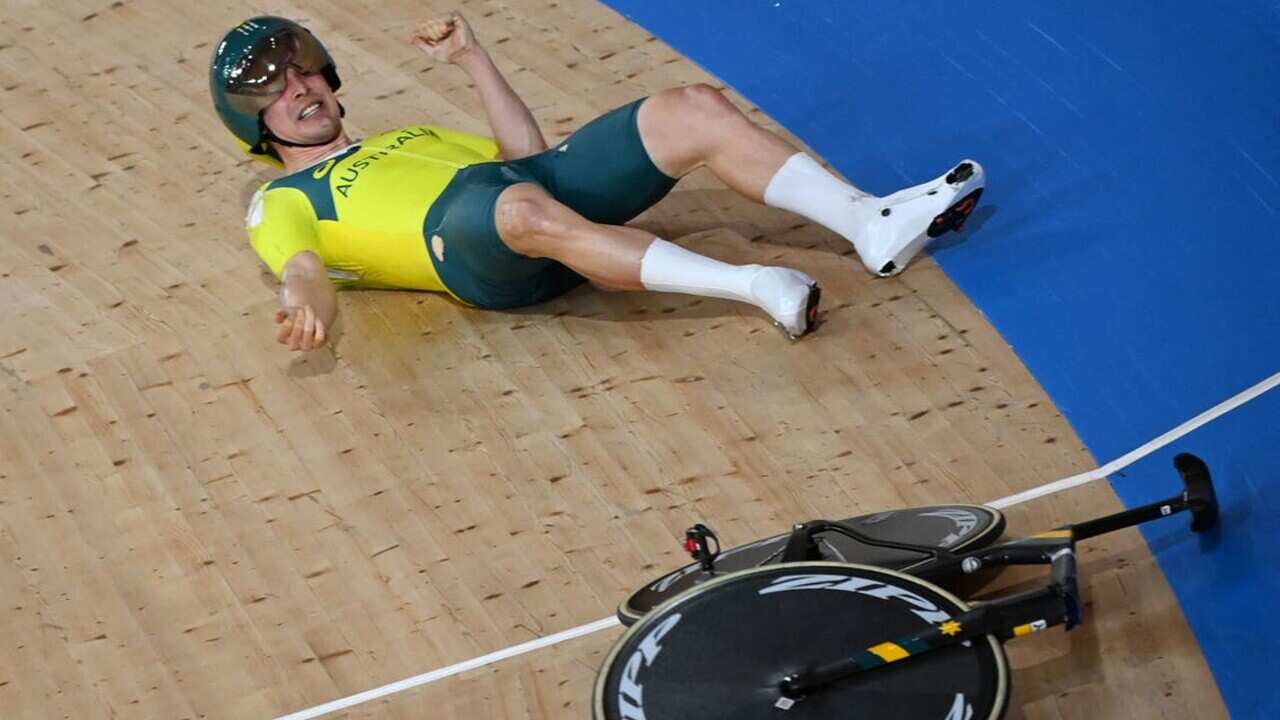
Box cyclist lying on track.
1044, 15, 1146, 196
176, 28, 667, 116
209, 13, 986, 351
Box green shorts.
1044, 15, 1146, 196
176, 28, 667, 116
423, 98, 678, 309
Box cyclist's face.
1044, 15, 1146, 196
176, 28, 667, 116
261, 65, 342, 146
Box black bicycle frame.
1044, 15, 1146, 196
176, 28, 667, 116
776, 453, 1217, 700
780, 546, 1081, 698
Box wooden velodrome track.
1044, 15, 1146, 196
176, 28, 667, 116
0, 1, 1227, 718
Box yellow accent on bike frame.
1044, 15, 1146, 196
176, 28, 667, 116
868, 642, 910, 663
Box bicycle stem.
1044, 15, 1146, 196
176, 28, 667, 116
1071, 491, 1190, 541
931, 487, 1200, 576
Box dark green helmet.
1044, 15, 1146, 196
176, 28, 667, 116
209, 16, 341, 166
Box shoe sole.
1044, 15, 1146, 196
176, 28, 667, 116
875, 164, 985, 277
926, 187, 984, 240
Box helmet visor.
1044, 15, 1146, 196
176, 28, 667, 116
220, 28, 329, 116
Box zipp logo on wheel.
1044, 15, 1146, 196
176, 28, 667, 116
758, 573, 953, 623
947, 692, 976, 720
615, 614, 682, 720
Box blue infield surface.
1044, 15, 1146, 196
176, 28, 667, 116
600, 1, 1280, 714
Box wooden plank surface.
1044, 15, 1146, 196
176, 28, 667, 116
0, 1, 1225, 718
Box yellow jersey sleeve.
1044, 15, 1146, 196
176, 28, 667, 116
246, 184, 322, 280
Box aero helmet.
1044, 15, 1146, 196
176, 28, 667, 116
209, 16, 342, 166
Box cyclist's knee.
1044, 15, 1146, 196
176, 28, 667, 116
679, 83, 736, 118
646, 84, 745, 162
495, 184, 568, 256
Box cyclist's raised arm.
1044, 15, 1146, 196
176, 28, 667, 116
411, 12, 547, 160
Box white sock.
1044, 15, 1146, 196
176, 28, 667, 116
763, 152, 877, 257
639, 238, 758, 304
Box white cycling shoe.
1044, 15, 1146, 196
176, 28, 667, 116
855, 160, 986, 277
749, 266, 822, 340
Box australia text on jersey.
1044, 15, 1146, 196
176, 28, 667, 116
329, 126, 441, 198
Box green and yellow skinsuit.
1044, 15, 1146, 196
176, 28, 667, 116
248, 100, 677, 309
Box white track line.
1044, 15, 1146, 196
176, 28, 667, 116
275, 369, 1278, 720
988, 370, 1279, 508
275, 617, 621, 720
